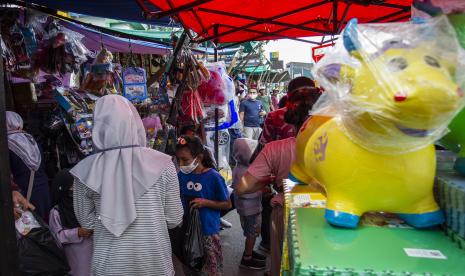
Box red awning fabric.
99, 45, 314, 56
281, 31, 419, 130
148, 0, 412, 44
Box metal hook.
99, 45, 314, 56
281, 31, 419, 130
128, 38, 136, 67
100, 32, 105, 49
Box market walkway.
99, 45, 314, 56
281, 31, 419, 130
220, 211, 269, 276
173, 211, 269, 276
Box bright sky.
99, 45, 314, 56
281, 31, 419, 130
264, 38, 323, 66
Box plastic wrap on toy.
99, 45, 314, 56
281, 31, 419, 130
312, 16, 465, 154
412, 0, 465, 50
123, 67, 147, 102
142, 115, 162, 147
80, 47, 116, 96
151, 83, 171, 115
34, 27, 89, 76
198, 61, 234, 105
1, 36, 16, 71
413, 0, 465, 17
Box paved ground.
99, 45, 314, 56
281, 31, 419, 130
174, 211, 269, 276
220, 211, 269, 276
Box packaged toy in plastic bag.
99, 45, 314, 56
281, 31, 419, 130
180, 89, 205, 125
412, 1, 465, 176
81, 47, 119, 96
413, 0, 465, 48
123, 67, 148, 102
34, 26, 89, 76
290, 16, 465, 229
312, 16, 465, 154
198, 61, 234, 105
142, 115, 162, 147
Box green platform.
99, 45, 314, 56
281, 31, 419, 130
288, 208, 465, 275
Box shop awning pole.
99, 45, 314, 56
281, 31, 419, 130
0, 30, 19, 276
213, 25, 219, 169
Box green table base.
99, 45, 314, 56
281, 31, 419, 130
289, 208, 465, 275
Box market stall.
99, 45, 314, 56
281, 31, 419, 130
2, 0, 465, 275
0, 5, 240, 274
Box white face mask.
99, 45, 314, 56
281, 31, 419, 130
249, 94, 257, 100
180, 158, 199, 174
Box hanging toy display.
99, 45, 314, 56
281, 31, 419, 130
1, 20, 35, 79
198, 61, 238, 130
142, 115, 163, 148
123, 66, 148, 102
291, 17, 465, 229
35, 75, 62, 100
179, 88, 205, 126
54, 87, 96, 155
150, 83, 171, 115
33, 26, 89, 76
80, 47, 120, 96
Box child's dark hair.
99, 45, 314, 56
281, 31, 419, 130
176, 135, 215, 169
179, 124, 197, 136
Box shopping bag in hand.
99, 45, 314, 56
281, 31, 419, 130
183, 208, 205, 271
16, 211, 70, 275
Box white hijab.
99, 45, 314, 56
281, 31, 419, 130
70, 95, 171, 237
6, 111, 41, 171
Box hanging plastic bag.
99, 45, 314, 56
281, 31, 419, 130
34, 26, 89, 76
180, 89, 205, 125
198, 61, 234, 105
183, 208, 205, 271
17, 211, 70, 275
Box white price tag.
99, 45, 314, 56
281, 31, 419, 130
293, 194, 311, 206
404, 248, 447, 259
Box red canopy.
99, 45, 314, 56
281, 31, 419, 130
146, 0, 412, 45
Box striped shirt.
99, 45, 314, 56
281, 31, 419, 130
74, 162, 183, 276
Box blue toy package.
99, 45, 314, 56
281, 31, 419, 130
54, 87, 73, 113
123, 67, 147, 102
20, 27, 37, 58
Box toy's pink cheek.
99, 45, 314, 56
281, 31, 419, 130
457, 87, 464, 98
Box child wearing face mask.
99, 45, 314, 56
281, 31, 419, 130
175, 136, 232, 276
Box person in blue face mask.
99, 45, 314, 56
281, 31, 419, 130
175, 136, 232, 276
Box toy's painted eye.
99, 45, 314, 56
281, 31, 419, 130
424, 56, 440, 68
388, 57, 408, 72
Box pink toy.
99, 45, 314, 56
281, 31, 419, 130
198, 70, 226, 105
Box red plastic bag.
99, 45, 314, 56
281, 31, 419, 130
198, 70, 226, 105
180, 89, 205, 124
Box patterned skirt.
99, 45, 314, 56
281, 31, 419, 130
201, 234, 223, 276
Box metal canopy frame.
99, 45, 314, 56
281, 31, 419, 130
136, 0, 213, 19
139, 0, 411, 46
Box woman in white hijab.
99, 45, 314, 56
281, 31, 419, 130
7, 111, 50, 219
71, 95, 183, 275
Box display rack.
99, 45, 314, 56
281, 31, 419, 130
283, 180, 465, 276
